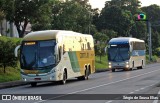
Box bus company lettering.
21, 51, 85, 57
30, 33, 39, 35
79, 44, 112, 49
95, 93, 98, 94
80, 52, 89, 58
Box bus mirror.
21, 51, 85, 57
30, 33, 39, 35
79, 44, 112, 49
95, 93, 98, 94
130, 45, 132, 51
54, 44, 58, 55
14, 45, 20, 57
54, 44, 59, 61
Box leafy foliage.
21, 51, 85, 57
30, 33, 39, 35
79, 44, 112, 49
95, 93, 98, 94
0, 36, 21, 73
94, 32, 108, 62
98, 6, 134, 37
2, 0, 54, 37
51, 0, 92, 34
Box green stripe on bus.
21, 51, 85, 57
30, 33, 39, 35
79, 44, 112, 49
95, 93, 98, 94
68, 51, 80, 72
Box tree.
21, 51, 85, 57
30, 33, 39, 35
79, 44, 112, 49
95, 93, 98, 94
51, 0, 92, 34
2, 0, 54, 38
101, 29, 117, 40
142, 4, 160, 23
105, 0, 142, 14
0, 0, 5, 23
142, 4, 160, 55
98, 6, 134, 37
152, 31, 160, 54
0, 36, 21, 73
94, 32, 108, 62
130, 14, 147, 39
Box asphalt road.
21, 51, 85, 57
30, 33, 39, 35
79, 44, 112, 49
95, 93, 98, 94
1, 63, 160, 103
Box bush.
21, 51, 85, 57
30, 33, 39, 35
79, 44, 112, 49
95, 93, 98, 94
0, 36, 21, 73
155, 47, 160, 57
152, 55, 158, 62
146, 55, 158, 63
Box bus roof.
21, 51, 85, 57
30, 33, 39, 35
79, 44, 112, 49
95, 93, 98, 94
23, 30, 90, 41
108, 37, 144, 45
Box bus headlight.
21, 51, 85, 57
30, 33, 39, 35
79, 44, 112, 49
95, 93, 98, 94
109, 62, 112, 68
50, 77, 52, 80
126, 65, 129, 68
23, 78, 27, 81
126, 62, 129, 68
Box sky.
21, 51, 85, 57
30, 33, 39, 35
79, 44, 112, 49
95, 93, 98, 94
89, 0, 160, 10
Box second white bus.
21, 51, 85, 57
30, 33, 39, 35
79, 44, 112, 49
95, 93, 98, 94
107, 37, 146, 72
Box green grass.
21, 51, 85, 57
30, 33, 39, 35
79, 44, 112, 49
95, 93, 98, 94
95, 55, 109, 71
0, 67, 21, 83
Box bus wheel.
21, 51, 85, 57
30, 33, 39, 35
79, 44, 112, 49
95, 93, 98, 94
138, 66, 143, 69
130, 68, 133, 71
77, 68, 90, 80
112, 69, 115, 72
82, 68, 89, 80
31, 82, 37, 87
138, 61, 144, 69
85, 68, 90, 80
62, 71, 67, 84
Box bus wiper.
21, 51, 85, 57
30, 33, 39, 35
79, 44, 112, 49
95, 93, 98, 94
38, 64, 54, 69
112, 49, 118, 61
26, 53, 36, 69
119, 52, 125, 61
21, 53, 26, 67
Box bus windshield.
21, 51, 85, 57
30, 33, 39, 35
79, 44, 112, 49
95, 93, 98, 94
20, 40, 56, 70
108, 44, 129, 62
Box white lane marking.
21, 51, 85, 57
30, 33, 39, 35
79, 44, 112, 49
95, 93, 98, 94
129, 92, 134, 94
129, 83, 157, 94
140, 87, 145, 90
34, 69, 160, 103
135, 89, 140, 92
152, 88, 160, 103
105, 100, 113, 103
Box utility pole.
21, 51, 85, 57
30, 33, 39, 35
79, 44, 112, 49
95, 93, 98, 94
147, 21, 152, 61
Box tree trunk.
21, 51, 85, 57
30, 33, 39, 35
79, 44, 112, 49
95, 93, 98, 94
15, 19, 28, 38
15, 22, 22, 38
3, 64, 6, 73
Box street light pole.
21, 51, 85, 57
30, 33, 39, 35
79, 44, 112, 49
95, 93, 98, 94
147, 21, 152, 61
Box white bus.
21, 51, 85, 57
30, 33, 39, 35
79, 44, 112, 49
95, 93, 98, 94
107, 37, 146, 72
15, 30, 95, 86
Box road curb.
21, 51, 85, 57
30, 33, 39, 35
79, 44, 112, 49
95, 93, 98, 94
0, 80, 28, 89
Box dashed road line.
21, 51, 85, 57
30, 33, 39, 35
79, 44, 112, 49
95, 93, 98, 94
35, 69, 160, 103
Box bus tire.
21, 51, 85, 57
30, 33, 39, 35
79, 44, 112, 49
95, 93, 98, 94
79, 68, 89, 80
82, 68, 89, 80
138, 65, 143, 69
112, 69, 115, 72
130, 68, 133, 71
61, 70, 67, 84
85, 68, 89, 80
139, 60, 144, 69
31, 82, 37, 87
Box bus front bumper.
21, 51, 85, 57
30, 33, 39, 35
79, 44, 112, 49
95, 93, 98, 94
109, 62, 130, 70
21, 72, 60, 83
